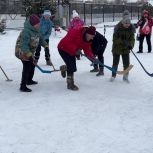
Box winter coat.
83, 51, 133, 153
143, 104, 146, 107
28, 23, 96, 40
68, 18, 84, 30
91, 31, 108, 55
58, 27, 94, 59
137, 17, 153, 35
15, 20, 47, 60
39, 16, 53, 40
112, 22, 135, 55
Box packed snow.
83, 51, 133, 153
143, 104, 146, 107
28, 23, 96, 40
0, 21, 153, 153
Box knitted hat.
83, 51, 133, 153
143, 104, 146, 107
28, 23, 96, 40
43, 10, 51, 16
29, 15, 40, 26
72, 10, 79, 18
121, 10, 131, 24
86, 26, 96, 35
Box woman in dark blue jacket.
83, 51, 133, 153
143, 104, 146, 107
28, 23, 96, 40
90, 31, 108, 76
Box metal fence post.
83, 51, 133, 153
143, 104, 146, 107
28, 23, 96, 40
113, 5, 115, 22
83, 2, 86, 24
91, 3, 93, 25
131, 3, 132, 20
103, 4, 104, 23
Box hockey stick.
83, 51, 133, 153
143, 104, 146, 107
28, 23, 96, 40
81, 53, 133, 75
0, 66, 13, 81
131, 50, 153, 77
36, 65, 60, 74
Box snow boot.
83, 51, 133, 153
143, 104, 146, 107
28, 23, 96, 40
96, 68, 104, 76
60, 65, 67, 78
90, 68, 99, 72
67, 75, 79, 91
27, 80, 38, 85
20, 84, 32, 92
137, 51, 143, 53
123, 73, 129, 83
109, 76, 115, 82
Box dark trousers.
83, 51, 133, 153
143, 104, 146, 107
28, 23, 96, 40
35, 39, 50, 61
93, 50, 104, 70
94, 51, 104, 71
58, 49, 77, 76
112, 54, 129, 77
139, 34, 151, 52
21, 61, 35, 86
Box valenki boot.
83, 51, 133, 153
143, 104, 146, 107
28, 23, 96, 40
67, 75, 79, 91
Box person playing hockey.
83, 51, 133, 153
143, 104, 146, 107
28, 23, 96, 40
90, 31, 108, 76
35, 10, 53, 65
110, 10, 135, 83
15, 15, 49, 92
58, 26, 97, 91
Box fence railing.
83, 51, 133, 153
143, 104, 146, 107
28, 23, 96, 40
68, 3, 142, 25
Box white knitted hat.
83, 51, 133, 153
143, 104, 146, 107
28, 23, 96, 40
43, 10, 51, 16
72, 10, 79, 18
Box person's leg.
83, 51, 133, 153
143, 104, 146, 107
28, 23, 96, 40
59, 50, 78, 90
45, 39, 52, 65
20, 61, 32, 92
146, 34, 152, 53
34, 42, 41, 62
137, 34, 145, 53
122, 54, 130, 82
27, 62, 37, 85
96, 51, 104, 76
90, 53, 98, 72
112, 54, 120, 78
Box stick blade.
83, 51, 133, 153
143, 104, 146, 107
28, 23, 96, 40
117, 64, 134, 75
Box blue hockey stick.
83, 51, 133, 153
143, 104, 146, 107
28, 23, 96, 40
81, 53, 133, 75
131, 50, 153, 77
36, 65, 60, 74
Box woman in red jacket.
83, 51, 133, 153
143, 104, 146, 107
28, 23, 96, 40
137, 10, 153, 53
58, 26, 96, 91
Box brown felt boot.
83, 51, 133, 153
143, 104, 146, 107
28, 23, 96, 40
67, 75, 79, 91
60, 65, 67, 78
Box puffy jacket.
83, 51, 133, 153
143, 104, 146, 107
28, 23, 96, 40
58, 27, 94, 59
137, 17, 153, 35
39, 16, 53, 40
91, 31, 108, 55
68, 18, 84, 30
15, 20, 47, 59
112, 22, 135, 55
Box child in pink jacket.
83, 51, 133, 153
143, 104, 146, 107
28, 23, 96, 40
68, 10, 85, 60
68, 10, 84, 31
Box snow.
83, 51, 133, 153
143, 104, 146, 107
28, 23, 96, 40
0, 21, 153, 153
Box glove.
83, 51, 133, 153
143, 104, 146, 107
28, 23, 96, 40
20, 53, 31, 61
29, 56, 38, 65
76, 49, 82, 56
127, 45, 132, 50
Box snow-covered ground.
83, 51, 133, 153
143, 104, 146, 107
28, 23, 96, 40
0, 21, 153, 153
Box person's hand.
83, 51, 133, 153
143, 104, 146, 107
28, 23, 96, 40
76, 49, 82, 56
20, 53, 30, 61
127, 45, 132, 50
29, 56, 38, 65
